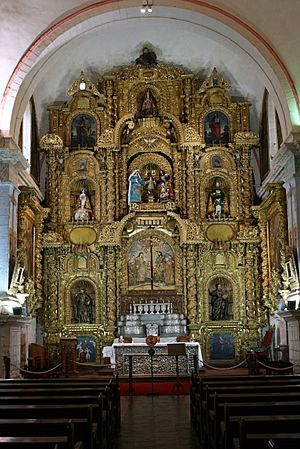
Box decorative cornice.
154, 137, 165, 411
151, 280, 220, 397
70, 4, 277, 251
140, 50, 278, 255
40, 133, 63, 150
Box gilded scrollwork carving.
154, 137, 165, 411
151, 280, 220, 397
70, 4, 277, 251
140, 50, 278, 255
36, 55, 270, 362
40, 133, 63, 150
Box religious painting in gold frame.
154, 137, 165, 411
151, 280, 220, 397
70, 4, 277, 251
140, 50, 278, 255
128, 236, 175, 291
23, 215, 36, 279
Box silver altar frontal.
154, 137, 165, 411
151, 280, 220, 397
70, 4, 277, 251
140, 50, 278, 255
111, 340, 202, 375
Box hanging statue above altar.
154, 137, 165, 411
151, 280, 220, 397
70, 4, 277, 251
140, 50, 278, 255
74, 188, 93, 220
135, 46, 157, 67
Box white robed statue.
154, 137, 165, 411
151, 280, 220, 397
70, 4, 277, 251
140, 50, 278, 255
75, 189, 92, 220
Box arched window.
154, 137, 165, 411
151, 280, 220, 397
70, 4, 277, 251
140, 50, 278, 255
260, 89, 269, 179
19, 97, 39, 181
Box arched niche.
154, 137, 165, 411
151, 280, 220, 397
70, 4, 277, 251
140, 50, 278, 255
70, 178, 95, 221
206, 177, 230, 218
208, 276, 233, 321
70, 279, 95, 324
127, 153, 174, 205
138, 88, 159, 118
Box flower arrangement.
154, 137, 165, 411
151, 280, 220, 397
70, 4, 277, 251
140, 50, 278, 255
146, 335, 160, 347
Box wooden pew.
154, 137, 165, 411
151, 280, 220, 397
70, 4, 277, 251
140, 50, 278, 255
234, 417, 300, 449
0, 378, 120, 447
200, 383, 300, 446
0, 409, 95, 449
209, 391, 300, 449
190, 374, 300, 449
0, 378, 120, 434
0, 420, 82, 449
223, 409, 300, 449
0, 387, 115, 438
190, 373, 300, 434
0, 400, 108, 449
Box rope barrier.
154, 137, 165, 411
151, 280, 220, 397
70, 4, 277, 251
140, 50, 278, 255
9, 361, 63, 375
256, 359, 294, 371
73, 360, 114, 368
199, 359, 247, 370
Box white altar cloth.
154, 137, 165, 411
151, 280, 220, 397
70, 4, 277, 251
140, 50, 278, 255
103, 340, 203, 370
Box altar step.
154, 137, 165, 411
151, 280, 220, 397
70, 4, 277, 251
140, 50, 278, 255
119, 375, 191, 395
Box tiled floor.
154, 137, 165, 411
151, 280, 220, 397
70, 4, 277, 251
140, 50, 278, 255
113, 395, 199, 449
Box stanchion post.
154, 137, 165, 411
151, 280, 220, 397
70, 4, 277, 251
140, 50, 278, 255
193, 354, 198, 373
3, 356, 10, 379
147, 347, 159, 396
127, 355, 134, 395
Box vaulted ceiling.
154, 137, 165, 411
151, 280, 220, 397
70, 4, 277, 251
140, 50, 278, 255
1, 0, 300, 143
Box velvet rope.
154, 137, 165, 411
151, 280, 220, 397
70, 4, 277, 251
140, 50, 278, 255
199, 359, 247, 370
9, 361, 62, 375
256, 359, 295, 371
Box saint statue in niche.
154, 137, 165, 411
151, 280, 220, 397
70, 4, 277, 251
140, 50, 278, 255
209, 279, 232, 321
121, 120, 135, 144
140, 90, 158, 117
207, 180, 229, 218
74, 188, 93, 220
157, 170, 174, 203
73, 287, 94, 323
128, 169, 146, 205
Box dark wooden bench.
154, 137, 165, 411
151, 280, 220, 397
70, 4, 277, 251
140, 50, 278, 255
223, 411, 300, 449
0, 378, 120, 434
0, 412, 95, 449
2, 403, 109, 449
0, 399, 109, 449
208, 390, 300, 449
234, 417, 300, 449
0, 377, 121, 448
199, 383, 300, 446
0, 420, 82, 449
190, 373, 300, 433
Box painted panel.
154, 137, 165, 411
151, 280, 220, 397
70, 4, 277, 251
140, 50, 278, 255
210, 333, 235, 360
76, 336, 96, 362
71, 114, 96, 148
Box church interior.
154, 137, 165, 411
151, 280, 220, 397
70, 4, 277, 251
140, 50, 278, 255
1, 1, 300, 447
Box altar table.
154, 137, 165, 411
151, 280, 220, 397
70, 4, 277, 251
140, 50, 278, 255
105, 341, 202, 375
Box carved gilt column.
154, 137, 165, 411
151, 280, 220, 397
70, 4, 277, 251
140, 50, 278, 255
244, 242, 259, 342
186, 244, 197, 325
105, 77, 115, 128
234, 131, 259, 222
106, 149, 115, 222
40, 134, 64, 230
186, 147, 195, 221
43, 246, 60, 364
105, 246, 117, 333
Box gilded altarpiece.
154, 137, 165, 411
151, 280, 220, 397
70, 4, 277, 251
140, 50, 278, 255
254, 183, 290, 318
35, 49, 278, 365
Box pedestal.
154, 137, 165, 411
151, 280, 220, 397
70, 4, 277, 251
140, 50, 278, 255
279, 310, 300, 373
60, 337, 78, 377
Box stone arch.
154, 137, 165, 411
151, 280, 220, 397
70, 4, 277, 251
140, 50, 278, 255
3, 2, 294, 141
